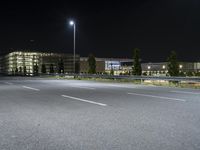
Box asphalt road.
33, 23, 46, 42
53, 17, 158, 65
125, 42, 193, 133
0, 77, 200, 150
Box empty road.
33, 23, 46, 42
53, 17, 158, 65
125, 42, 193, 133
0, 77, 200, 150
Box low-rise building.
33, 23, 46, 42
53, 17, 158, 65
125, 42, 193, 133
142, 62, 200, 76
80, 57, 133, 75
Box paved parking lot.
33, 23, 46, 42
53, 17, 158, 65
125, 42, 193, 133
0, 77, 200, 150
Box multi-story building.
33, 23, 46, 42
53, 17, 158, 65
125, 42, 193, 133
0, 51, 80, 75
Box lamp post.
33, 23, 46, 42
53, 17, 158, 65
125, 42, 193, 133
69, 20, 76, 74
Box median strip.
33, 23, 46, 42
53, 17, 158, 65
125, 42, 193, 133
127, 92, 186, 102
61, 95, 107, 106
22, 86, 40, 91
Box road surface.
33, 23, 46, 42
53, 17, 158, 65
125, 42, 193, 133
0, 77, 200, 150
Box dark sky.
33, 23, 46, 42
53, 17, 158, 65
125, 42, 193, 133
0, 0, 200, 62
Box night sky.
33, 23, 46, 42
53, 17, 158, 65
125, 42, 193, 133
0, 0, 200, 62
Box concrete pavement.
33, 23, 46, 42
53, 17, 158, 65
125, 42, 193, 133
0, 77, 200, 150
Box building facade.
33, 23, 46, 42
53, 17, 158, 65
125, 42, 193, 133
80, 57, 133, 75
0, 56, 3, 75
1, 51, 199, 76
80, 57, 105, 74
142, 62, 200, 76
0, 51, 80, 75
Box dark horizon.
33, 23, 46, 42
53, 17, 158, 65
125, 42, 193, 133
0, 0, 200, 62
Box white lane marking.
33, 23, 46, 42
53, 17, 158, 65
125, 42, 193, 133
70, 86, 95, 90
127, 92, 186, 102
170, 91, 200, 95
22, 86, 40, 91
61, 95, 107, 106
102, 84, 136, 89
4, 82, 13, 85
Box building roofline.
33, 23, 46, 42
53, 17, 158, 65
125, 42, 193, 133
80, 57, 133, 61
2, 50, 78, 56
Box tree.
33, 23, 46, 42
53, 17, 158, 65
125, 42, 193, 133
23, 66, 27, 76
143, 72, 147, 76
179, 71, 185, 77
33, 64, 39, 76
50, 64, 54, 74
186, 71, 193, 77
58, 59, 64, 74
110, 62, 114, 75
195, 72, 200, 77
167, 51, 179, 76
132, 48, 142, 75
19, 67, 22, 75
15, 67, 18, 76
41, 64, 46, 74
87, 54, 96, 74
110, 68, 114, 75
11, 69, 14, 75
75, 62, 80, 74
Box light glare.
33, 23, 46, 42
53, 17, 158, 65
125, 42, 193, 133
69, 21, 74, 26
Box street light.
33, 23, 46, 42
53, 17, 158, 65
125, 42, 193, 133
162, 65, 166, 69
69, 21, 74, 26
69, 20, 76, 74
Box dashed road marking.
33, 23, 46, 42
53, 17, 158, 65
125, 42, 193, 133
70, 86, 95, 90
22, 86, 40, 91
170, 91, 200, 95
127, 92, 186, 102
61, 95, 107, 106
